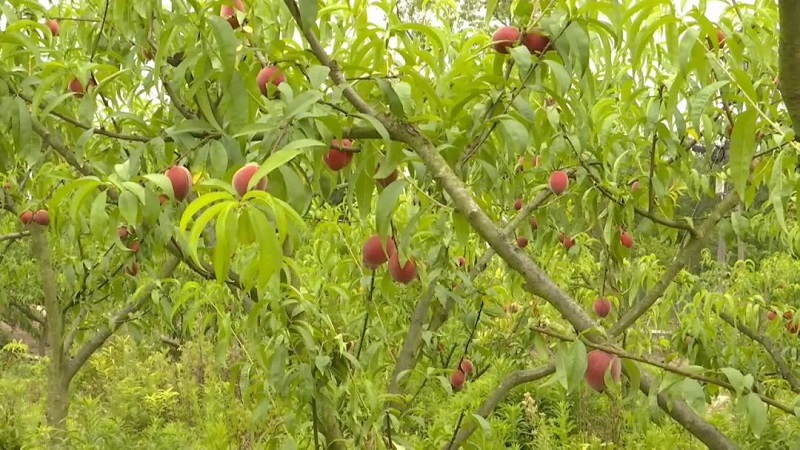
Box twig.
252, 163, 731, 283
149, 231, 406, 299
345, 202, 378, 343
531, 326, 794, 414
647, 85, 665, 213
356, 271, 377, 359
444, 411, 466, 450
0, 231, 30, 243
561, 128, 699, 238
717, 310, 800, 393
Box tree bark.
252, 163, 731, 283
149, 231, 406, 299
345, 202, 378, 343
30, 224, 69, 438
779, 0, 800, 138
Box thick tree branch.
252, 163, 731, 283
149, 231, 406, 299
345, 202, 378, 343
387, 279, 434, 398
639, 371, 738, 449
66, 256, 179, 380
778, 0, 800, 138
429, 187, 557, 332
444, 365, 556, 448
11, 302, 45, 325
63, 306, 88, 355
717, 310, 800, 393
609, 190, 739, 336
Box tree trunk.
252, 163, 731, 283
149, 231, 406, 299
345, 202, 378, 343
30, 225, 70, 439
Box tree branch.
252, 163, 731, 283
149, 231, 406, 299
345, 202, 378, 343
65, 256, 179, 380
717, 310, 800, 393
533, 326, 793, 415
444, 365, 556, 448
0, 231, 30, 242
609, 190, 739, 336
563, 130, 699, 237
778, 0, 800, 138
10, 302, 45, 325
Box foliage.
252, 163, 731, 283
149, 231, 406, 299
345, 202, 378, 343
1, 0, 800, 447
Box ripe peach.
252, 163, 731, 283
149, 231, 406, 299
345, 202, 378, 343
549, 171, 569, 195
620, 232, 634, 249
47, 19, 59, 37
388, 252, 418, 284
593, 297, 611, 318
522, 29, 550, 54
232, 163, 268, 197
323, 139, 354, 171
450, 370, 465, 391
584, 350, 621, 392
362, 234, 397, 269
460, 359, 475, 377
19, 211, 33, 225
491, 26, 520, 54
33, 210, 50, 226
164, 165, 192, 201
256, 66, 286, 97
220, 0, 246, 28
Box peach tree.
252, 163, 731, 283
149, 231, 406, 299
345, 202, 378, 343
2, 0, 800, 447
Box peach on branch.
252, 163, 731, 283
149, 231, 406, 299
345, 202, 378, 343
584, 350, 621, 392
549, 171, 569, 195
164, 165, 193, 201
388, 252, 418, 284
491, 26, 520, 54
362, 234, 397, 269
33, 210, 50, 226
232, 163, 268, 197
256, 66, 286, 97
220, 0, 246, 28
323, 139, 354, 171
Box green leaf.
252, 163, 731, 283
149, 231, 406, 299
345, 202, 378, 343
90, 190, 109, 237
354, 113, 391, 145
720, 367, 746, 396
169, 119, 216, 135
180, 191, 234, 231
188, 201, 229, 265
729, 108, 757, 201
472, 414, 492, 437
509, 46, 532, 73
249, 208, 282, 289
375, 179, 407, 238
307, 65, 330, 89
620, 358, 640, 400
769, 151, 789, 235
208, 16, 237, 79
499, 118, 529, 152
208, 140, 229, 178
285, 91, 324, 120
542, 60, 572, 97
213, 203, 237, 284
231, 122, 277, 138
118, 190, 139, 225
689, 80, 729, 134
377, 79, 406, 119
564, 341, 588, 392
297, 0, 318, 30
390, 23, 445, 52
392, 82, 414, 117
355, 159, 375, 220
249, 139, 326, 189
745, 393, 767, 437
678, 27, 702, 75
